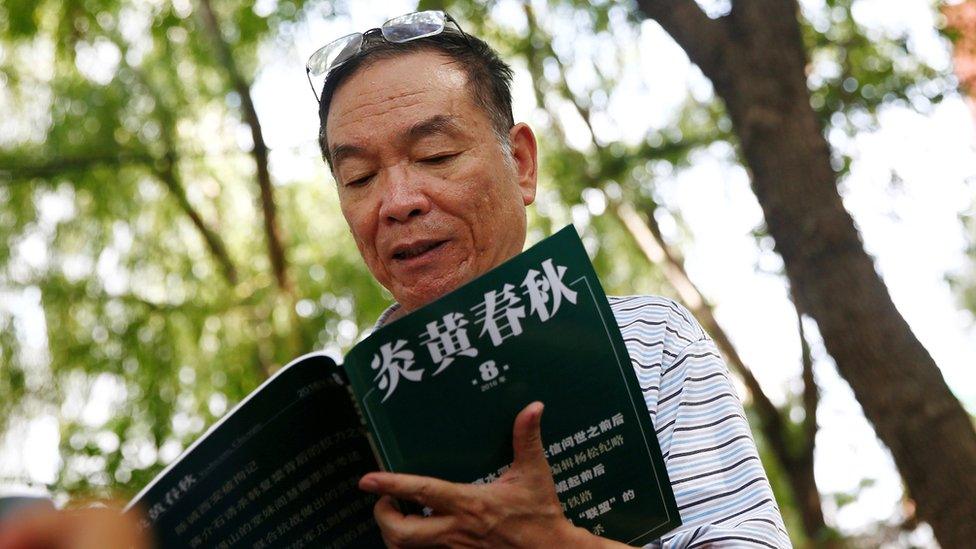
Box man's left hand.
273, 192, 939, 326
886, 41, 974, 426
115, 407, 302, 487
359, 402, 622, 548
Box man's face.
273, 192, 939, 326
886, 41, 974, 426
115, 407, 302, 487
326, 50, 537, 313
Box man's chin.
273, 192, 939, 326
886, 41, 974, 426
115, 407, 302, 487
397, 284, 452, 313
392, 270, 474, 313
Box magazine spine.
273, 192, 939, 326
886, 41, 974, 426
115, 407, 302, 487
340, 375, 387, 474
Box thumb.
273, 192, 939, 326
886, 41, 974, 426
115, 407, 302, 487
512, 401, 547, 470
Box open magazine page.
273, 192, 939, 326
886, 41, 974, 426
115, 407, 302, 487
342, 225, 680, 545
127, 352, 383, 548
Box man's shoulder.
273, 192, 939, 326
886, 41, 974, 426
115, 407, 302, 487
607, 294, 711, 379
607, 295, 706, 341
607, 294, 684, 316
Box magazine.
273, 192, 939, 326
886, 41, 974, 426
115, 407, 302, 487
127, 225, 681, 548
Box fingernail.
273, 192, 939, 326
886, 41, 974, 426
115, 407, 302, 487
359, 476, 379, 492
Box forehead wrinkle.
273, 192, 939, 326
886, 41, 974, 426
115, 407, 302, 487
336, 90, 427, 127
334, 53, 468, 124
328, 93, 428, 162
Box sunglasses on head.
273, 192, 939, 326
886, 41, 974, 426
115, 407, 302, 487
305, 10, 468, 103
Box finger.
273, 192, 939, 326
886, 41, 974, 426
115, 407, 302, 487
360, 472, 468, 512
512, 401, 547, 470
373, 495, 454, 548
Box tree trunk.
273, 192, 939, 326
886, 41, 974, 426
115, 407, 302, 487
635, 1, 976, 546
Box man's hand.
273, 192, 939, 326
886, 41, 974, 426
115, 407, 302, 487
359, 402, 629, 548
0, 504, 149, 549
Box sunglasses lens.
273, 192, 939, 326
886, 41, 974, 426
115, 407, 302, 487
307, 33, 364, 76
381, 10, 445, 43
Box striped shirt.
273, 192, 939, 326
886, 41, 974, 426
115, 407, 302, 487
611, 295, 791, 548
375, 295, 791, 547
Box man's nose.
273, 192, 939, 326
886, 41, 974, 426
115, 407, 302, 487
378, 166, 432, 223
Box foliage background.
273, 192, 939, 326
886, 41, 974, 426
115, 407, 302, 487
1, 0, 974, 547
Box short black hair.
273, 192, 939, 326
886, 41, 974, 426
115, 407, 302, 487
316, 30, 514, 170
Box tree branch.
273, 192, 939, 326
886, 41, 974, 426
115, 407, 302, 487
106, 35, 241, 288
196, 0, 292, 294
1, 150, 240, 286
615, 202, 788, 451
794, 293, 818, 455
154, 156, 239, 285
0, 152, 155, 180
523, 3, 599, 145
633, 0, 736, 90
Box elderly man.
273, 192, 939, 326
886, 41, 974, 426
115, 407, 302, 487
308, 9, 791, 549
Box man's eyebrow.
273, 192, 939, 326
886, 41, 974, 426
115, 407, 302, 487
330, 115, 464, 167
329, 143, 366, 166
403, 114, 464, 144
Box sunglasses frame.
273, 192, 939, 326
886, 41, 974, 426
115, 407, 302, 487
305, 10, 469, 104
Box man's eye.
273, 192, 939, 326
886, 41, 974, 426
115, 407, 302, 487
419, 153, 458, 165
345, 174, 373, 187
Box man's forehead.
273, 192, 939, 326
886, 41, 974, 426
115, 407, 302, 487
326, 51, 472, 141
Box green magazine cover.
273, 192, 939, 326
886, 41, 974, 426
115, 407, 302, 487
129, 225, 680, 547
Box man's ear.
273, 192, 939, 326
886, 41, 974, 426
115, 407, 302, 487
509, 122, 538, 206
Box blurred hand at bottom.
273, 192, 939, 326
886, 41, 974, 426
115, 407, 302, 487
0, 504, 149, 549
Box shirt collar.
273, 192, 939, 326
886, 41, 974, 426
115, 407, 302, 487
373, 302, 402, 329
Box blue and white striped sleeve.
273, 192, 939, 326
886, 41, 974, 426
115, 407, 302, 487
610, 296, 791, 548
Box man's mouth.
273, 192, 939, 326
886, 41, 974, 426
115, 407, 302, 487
391, 239, 448, 261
